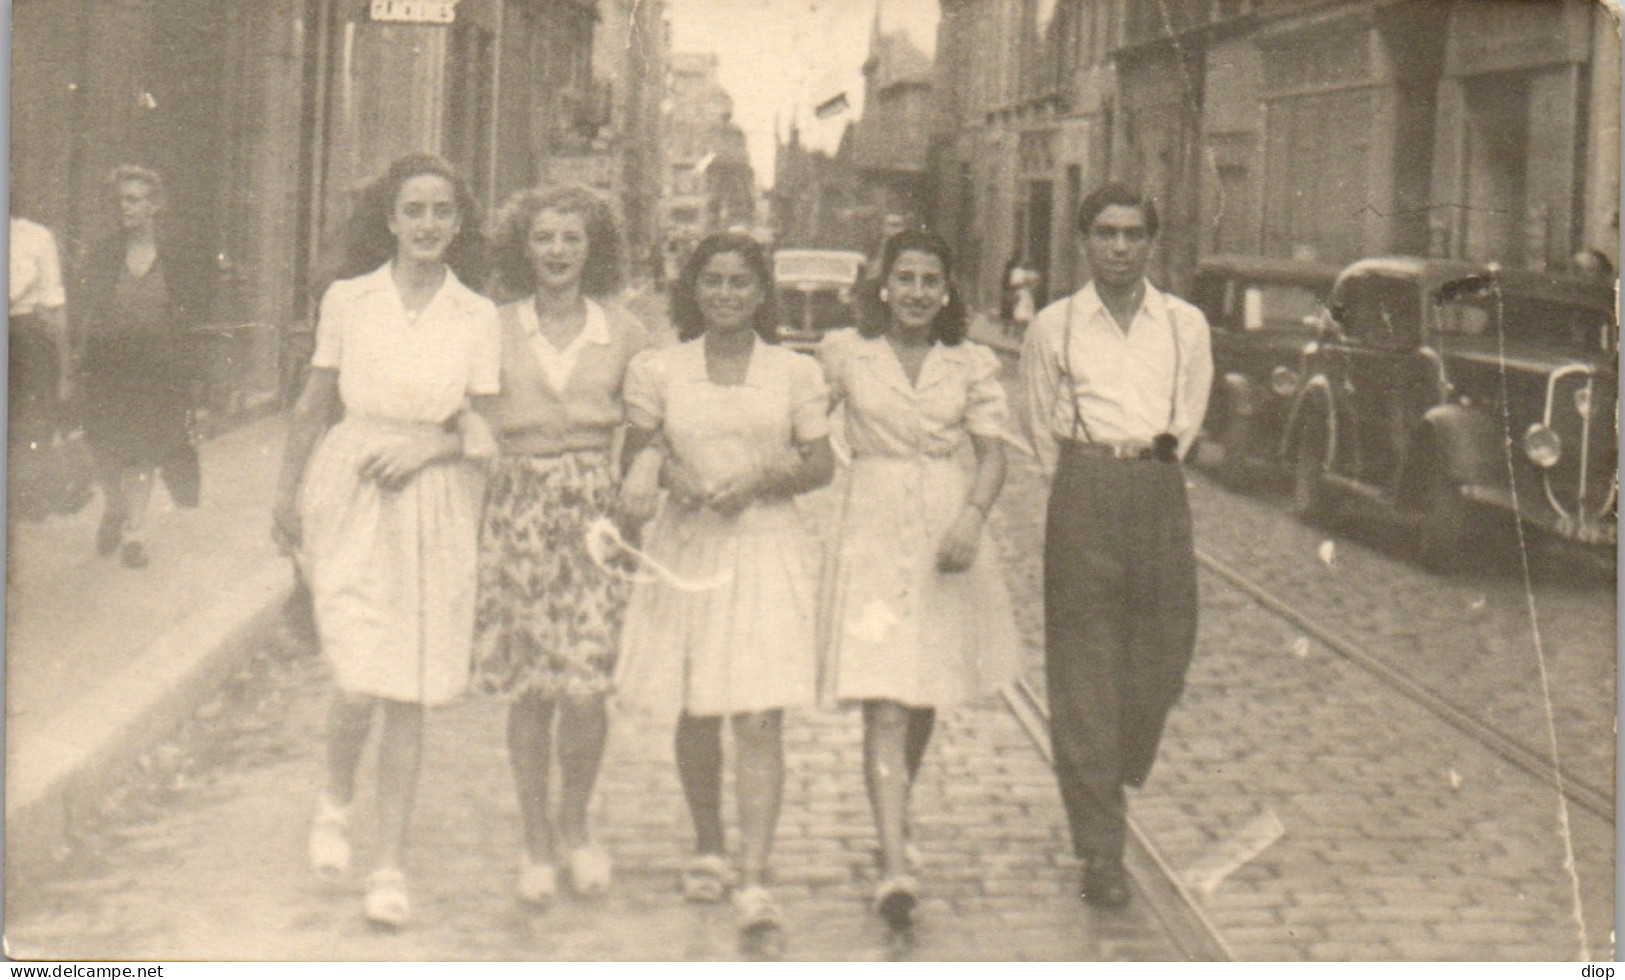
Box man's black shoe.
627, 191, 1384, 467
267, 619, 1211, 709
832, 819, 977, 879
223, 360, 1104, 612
1080, 858, 1131, 909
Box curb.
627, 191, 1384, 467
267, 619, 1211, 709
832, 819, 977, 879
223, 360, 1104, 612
6, 561, 295, 889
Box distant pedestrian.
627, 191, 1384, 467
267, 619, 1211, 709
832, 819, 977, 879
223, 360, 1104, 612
1018, 183, 1212, 909
10, 212, 81, 519
1008, 262, 1038, 337
77, 165, 211, 568
469, 184, 651, 906
271, 153, 500, 930
816, 228, 1022, 931
615, 231, 835, 956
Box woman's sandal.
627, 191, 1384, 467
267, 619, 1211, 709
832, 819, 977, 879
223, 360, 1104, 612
679, 853, 733, 904
733, 885, 786, 959
872, 874, 919, 931
566, 843, 612, 898
364, 869, 411, 930
516, 853, 558, 907
307, 796, 351, 879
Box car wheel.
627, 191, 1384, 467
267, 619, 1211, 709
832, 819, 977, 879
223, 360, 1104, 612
1416, 461, 1468, 574
1289, 420, 1334, 525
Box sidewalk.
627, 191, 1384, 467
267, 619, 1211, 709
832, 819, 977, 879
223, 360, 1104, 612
6, 414, 294, 884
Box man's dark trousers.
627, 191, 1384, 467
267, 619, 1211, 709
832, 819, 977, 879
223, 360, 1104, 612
1043, 441, 1198, 862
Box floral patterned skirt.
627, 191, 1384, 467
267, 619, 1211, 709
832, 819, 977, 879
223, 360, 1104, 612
472, 450, 633, 699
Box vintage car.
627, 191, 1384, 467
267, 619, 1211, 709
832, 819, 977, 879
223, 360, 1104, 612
772, 248, 867, 351
1189, 255, 1341, 482
1282, 256, 1618, 571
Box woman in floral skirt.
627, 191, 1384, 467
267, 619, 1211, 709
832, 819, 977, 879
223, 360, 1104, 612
470, 184, 649, 906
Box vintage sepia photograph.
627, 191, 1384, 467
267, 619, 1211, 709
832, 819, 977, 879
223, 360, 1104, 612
4, 0, 1618, 964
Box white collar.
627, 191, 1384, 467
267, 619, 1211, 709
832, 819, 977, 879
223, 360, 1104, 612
519, 296, 611, 348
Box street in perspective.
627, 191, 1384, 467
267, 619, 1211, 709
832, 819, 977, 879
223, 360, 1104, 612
6, 0, 1618, 964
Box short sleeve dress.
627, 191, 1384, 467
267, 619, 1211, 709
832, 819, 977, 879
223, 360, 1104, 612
299, 263, 500, 706
614, 337, 830, 719
816, 330, 1022, 708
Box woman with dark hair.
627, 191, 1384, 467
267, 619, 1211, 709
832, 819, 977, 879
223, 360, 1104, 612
77, 165, 211, 567
615, 231, 834, 954
271, 153, 500, 929
470, 184, 649, 905
817, 228, 1021, 931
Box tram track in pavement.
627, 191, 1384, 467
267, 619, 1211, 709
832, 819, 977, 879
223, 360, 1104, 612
1190, 546, 1614, 823
983, 340, 1611, 826
1000, 678, 1237, 962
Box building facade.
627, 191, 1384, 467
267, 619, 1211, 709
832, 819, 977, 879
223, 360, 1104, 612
12, 0, 608, 412
931, 0, 1619, 309
660, 52, 757, 247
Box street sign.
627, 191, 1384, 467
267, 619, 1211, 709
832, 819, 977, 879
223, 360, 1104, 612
369, 0, 456, 24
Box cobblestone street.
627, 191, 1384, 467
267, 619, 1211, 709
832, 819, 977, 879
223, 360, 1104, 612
5, 352, 1614, 961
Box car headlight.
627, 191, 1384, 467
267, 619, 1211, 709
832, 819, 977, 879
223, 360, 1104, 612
1524, 424, 1562, 469
1269, 366, 1301, 398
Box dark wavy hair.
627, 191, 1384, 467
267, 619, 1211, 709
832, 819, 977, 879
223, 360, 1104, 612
334, 153, 487, 286
1075, 181, 1160, 239
490, 183, 625, 301
669, 232, 778, 343
858, 227, 968, 346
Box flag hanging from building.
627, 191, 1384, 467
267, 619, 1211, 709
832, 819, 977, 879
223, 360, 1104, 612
814, 92, 850, 120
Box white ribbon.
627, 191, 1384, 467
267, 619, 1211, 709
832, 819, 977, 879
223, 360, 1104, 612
584, 516, 733, 592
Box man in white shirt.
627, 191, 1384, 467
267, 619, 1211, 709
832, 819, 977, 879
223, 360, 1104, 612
9, 216, 73, 447
1018, 183, 1212, 909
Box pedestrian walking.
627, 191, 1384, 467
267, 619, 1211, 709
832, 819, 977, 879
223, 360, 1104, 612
1017, 183, 1212, 909
469, 184, 651, 906
77, 165, 211, 567
10, 212, 84, 520
615, 231, 834, 956
271, 153, 500, 930
1008, 263, 1038, 338
815, 228, 1022, 932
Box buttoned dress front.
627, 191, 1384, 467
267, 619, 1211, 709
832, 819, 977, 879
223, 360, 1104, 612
614, 337, 830, 720
816, 330, 1022, 709
299, 264, 500, 706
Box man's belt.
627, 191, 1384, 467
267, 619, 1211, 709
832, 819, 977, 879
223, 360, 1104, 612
1058, 436, 1179, 462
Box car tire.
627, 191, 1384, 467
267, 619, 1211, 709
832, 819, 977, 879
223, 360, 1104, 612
1416, 461, 1468, 574
1289, 419, 1334, 525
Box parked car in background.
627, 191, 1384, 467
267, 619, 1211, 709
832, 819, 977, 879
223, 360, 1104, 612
772, 249, 866, 352
1283, 256, 1617, 571
1189, 255, 1341, 483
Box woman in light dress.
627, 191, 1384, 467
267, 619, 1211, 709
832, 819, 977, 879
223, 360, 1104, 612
616, 231, 834, 954
271, 154, 499, 929
817, 228, 1022, 930
470, 184, 648, 906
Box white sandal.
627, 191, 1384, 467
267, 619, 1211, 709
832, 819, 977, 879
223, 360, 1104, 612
517, 853, 558, 906
364, 868, 411, 929
566, 843, 612, 897
308, 796, 351, 879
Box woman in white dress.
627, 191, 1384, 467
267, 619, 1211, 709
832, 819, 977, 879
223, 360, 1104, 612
817, 228, 1022, 930
271, 154, 500, 929
617, 232, 834, 954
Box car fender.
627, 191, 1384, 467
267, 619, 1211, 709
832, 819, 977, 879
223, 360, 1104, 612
1282, 376, 1336, 460
1412, 403, 1503, 490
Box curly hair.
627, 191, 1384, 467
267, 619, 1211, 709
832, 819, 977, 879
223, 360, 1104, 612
334, 153, 487, 286
490, 183, 625, 301
109, 164, 167, 206
857, 227, 968, 346
669, 232, 779, 343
